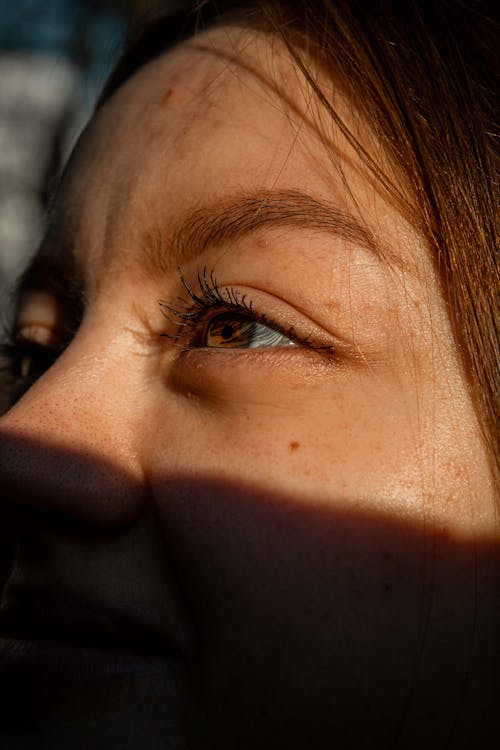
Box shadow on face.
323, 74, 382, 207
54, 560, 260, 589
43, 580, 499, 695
0, 436, 498, 750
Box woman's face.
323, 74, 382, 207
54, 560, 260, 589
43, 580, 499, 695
0, 27, 498, 748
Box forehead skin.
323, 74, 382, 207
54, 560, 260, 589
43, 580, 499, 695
60, 27, 418, 281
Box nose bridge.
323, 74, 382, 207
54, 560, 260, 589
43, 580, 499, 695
0, 322, 147, 526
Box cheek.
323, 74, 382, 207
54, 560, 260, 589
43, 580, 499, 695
143, 378, 496, 743
147, 359, 425, 516
148, 467, 489, 744
146, 347, 491, 535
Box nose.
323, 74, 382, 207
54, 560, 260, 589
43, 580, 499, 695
0, 322, 196, 750
0, 321, 147, 528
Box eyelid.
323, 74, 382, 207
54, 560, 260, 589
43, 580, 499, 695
13, 289, 78, 350
15, 324, 64, 350
161, 269, 339, 356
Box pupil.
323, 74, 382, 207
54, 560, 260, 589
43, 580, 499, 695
221, 325, 234, 340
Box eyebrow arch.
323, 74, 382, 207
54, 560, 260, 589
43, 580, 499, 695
150, 189, 395, 274
12, 188, 400, 312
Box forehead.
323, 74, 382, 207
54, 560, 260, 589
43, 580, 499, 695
64, 27, 375, 202
69, 27, 341, 200
89, 27, 320, 146
35, 25, 424, 289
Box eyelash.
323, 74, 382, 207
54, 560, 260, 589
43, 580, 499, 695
0, 331, 63, 403
0, 267, 332, 400
159, 266, 324, 352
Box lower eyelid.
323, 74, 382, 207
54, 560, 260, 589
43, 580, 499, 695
167, 346, 338, 400
175, 343, 337, 371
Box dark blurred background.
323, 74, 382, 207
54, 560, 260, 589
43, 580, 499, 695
0, 0, 181, 312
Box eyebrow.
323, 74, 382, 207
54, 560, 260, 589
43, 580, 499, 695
16, 188, 395, 307
149, 189, 391, 274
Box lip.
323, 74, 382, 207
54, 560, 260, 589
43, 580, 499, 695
0, 565, 187, 656
0, 567, 191, 670
0, 635, 183, 680
0, 510, 194, 661
0, 592, 184, 659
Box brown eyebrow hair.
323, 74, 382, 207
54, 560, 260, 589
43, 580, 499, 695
13, 187, 400, 313
147, 189, 399, 276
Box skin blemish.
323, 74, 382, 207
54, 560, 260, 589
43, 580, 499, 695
161, 89, 174, 106
160, 87, 180, 107
289, 441, 300, 451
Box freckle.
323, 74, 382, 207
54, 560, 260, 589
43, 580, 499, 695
384, 583, 392, 592
289, 441, 300, 451
382, 551, 392, 561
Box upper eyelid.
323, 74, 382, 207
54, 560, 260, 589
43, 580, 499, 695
8, 282, 84, 340
14, 324, 66, 350
159, 269, 337, 354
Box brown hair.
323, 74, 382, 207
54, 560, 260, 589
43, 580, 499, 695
102, 0, 499, 486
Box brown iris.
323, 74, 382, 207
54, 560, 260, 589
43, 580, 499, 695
204, 313, 258, 348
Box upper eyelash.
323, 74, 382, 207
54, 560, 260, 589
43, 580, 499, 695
159, 266, 299, 345
158, 266, 333, 353
159, 267, 253, 330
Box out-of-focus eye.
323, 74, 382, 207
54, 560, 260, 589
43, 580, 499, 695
0, 291, 74, 405
202, 312, 297, 349
0, 326, 64, 405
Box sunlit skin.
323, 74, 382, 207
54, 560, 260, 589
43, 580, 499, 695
0, 27, 498, 748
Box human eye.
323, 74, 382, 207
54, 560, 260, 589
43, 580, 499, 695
0, 279, 85, 408
159, 267, 331, 354
0, 323, 66, 406
196, 311, 296, 349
